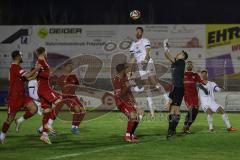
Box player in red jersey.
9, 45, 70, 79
35, 47, 62, 144
38, 62, 85, 134
112, 63, 140, 143
0, 50, 41, 144
183, 61, 204, 133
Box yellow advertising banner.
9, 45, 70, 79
206, 24, 240, 48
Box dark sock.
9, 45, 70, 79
188, 108, 198, 127
173, 114, 180, 132
168, 114, 175, 134
184, 109, 192, 129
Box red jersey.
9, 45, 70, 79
57, 74, 79, 96
184, 71, 202, 97
112, 74, 135, 106
36, 59, 50, 88
8, 64, 26, 98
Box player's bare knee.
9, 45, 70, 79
217, 107, 225, 114
74, 105, 81, 113
129, 112, 137, 120
206, 108, 213, 115
43, 108, 52, 113
6, 115, 15, 124
53, 98, 62, 106
27, 103, 37, 114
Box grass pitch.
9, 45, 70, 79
0, 111, 239, 160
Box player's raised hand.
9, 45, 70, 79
163, 39, 170, 52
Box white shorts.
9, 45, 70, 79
136, 59, 156, 80
200, 97, 223, 112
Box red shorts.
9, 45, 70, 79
8, 95, 33, 114
117, 101, 136, 117
38, 86, 60, 109
184, 95, 199, 108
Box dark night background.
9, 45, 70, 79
0, 0, 239, 24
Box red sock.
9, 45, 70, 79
1, 122, 10, 133
23, 110, 34, 120
51, 101, 63, 120
131, 121, 139, 135
50, 109, 57, 120
72, 112, 85, 126
42, 112, 51, 132
127, 120, 135, 134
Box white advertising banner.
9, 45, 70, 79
1, 25, 240, 111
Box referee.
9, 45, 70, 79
163, 39, 188, 139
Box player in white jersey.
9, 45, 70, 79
129, 27, 168, 118
28, 76, 42, 115
198, 70, 236, 132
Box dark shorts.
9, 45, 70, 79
169, 87, 184, 106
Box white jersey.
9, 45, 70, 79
198, 81, 222, 112
28, 79, 39, 101
198, 81, 220, 101
130, 38, 151, 63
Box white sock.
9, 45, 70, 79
163, 93, 170, 101
147, 96, 154, 115
48, 119, 54, 127
125, 133, 131, 137
222, 114, 231, 129
42, 132, 48, 137
138, 115, 143, 121
17, 116, 25, 123
207, 114, 213, 130
0, 132, 5, 140
133, 86, 144, 92
39, 126, 43, 132
72, 125, 78, 129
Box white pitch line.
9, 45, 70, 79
46, 142, 147, 160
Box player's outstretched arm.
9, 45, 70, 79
26, 73, 38, 81
163, 39, 175, 63
144, 39, 151, 62
23, 64, 42, 79
144, 47, 151, 62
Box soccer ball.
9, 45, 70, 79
130, 10, 141, 20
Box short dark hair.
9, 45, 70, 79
136, 26, 143, 32
116, 63, 127, 73
201, 70, 208, 74
182, 50, 188, 60
36, 47, 46, 56
11, 50, 21, 60
187, 60, 192, 63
